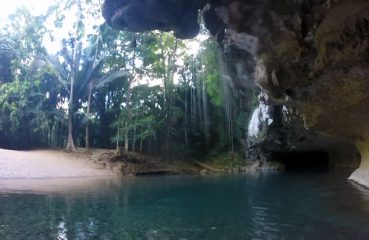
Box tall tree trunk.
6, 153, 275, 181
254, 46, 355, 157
124, 121, 129, 152
166, 93, 173, 161
124, 79, 132, 152
66, 6, 82, 152
164, 40, 177, 162
48, 118, 54, 147
57, 122, 61, 147
224, 89, 234, 157
202, 77, 210, 146
66, 77, 76, 152
197, 76, 203, 126
116, 112, 121, 151
184, 87, 189, 146
124, 43, 136, 153
192, 81, 198, 127
132, 118, 137, 152
116, 122, 120, 150
148, 136, 152, 155
66, 58, 77, 152
140, 138, 143, 154
190, 87, 194, 136
85, 81, 93, 151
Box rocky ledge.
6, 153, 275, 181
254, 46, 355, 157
102, 0, 369, 187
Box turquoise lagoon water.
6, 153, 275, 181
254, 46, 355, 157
0, 171, 369, 239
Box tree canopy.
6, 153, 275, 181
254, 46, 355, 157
0, 0, 257, 162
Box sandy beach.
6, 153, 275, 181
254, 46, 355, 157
0, 148, 113, 179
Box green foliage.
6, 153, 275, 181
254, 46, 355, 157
0, 35, 15, 83
200, 39, 223, 107
0, 0, 258, 163
205, 73, 223, 107
0, 73, 66, 149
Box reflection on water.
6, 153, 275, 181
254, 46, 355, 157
0, 177, 122, 194
0, 171, 369, 239
57, 220, 67, 240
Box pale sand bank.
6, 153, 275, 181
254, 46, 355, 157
0, 148, 113, 179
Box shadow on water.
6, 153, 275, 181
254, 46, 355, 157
0, 172, 369, 239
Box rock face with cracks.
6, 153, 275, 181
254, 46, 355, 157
102, 0, 369, 186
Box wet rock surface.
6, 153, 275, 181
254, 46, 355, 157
102, 0, 369, 185
206, 0, 368, 184
246, 94, 360, 170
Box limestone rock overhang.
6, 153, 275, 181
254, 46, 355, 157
102, 0, 369, 187
102, 0, 205, 39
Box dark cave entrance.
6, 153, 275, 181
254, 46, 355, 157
272, 151, 330, 171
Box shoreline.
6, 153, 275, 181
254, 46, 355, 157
0, 148, 114, 179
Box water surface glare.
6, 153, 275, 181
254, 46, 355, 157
0, 171, 369, 239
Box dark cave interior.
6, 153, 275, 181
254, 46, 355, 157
272, 151, 330, 171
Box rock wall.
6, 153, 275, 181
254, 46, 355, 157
202, 0, 369, 184
102, 0, 369, 186
246, 93, 360, 170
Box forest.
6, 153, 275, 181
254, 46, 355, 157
0, 0, 257, 164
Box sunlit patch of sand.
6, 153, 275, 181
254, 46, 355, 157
0, 148, 113, 179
